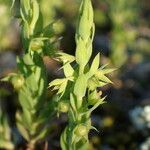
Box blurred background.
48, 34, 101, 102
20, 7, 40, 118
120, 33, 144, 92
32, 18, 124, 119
0, 0, 150, 149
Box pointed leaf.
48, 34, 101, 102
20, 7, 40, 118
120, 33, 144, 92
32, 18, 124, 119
49, 79, 65, 88
63, 63, 74, 78
102, 68, 116, 74
89, 53, 100, 76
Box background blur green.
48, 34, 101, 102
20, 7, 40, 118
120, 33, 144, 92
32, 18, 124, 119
0, 0, 150, 149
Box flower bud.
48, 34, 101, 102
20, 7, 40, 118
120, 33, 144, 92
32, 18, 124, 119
11, 75, 24, 90
77, 0, 93, 43
75, 124, 87, 137
58, 101, 69, 113
30, 39, 44, 51
88, 90, 102, 105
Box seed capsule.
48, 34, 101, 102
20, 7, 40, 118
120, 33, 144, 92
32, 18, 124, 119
11, 75, 24, 90
88, 90, 102, 105
58, 101, 69, 113
30, 39, 44, 51
75, 124, 87, 136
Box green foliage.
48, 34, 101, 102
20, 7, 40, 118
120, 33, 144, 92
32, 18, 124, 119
39, 0, 64, 33
1, 0, 115, 149
108, 0, 137, 67
49, 0, 114, 149
0, 0, 11, 51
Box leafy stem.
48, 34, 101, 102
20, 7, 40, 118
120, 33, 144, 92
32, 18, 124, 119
49, 0, 114, 149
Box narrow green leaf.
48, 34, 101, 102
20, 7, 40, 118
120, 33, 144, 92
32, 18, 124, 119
34, 127, 50, 142
70, 93, 77, 111
60, 128, 68, 150
16, 122, 29, 141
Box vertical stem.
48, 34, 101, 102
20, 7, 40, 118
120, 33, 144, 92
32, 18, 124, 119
44, 141, 48, 150
26, 141, 35, 150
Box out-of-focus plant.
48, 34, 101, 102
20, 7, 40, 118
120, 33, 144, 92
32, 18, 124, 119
1, 0, 58, 149
49, 0, 114, 149
39, 0, 64, 34
129, 105, 150, 130
0, 0, 12, 51
132, 38, 150, 62
139, 137, 150, 150
107, 0, 137, 67
0, 109, 14, 150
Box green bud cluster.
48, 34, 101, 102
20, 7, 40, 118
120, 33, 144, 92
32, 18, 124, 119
20, 0, 56, 54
